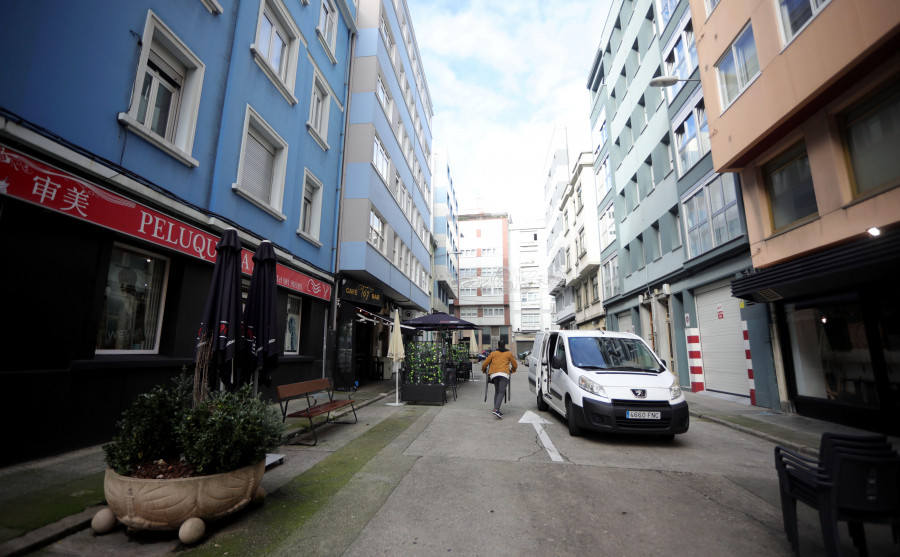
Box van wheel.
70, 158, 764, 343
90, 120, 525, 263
536, 390, 549, 411
566, 399, 582, 437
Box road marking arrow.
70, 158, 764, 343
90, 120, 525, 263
519, 411, 563, 462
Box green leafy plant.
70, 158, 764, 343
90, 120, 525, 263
102, 376, 191, 475
103, 376, 282, 477
405, 341, 443, 384
179, 384, 283, 475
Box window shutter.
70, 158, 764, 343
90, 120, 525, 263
242, 128, 274, 203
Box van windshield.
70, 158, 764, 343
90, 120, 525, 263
567, 337, 662, 372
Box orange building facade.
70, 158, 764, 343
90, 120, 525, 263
689, 0, 900, 431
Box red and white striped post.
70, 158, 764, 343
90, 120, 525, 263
742, 320, 756, 405
686, 328, 705, 392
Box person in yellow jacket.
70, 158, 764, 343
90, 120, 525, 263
481, 341, 517, 419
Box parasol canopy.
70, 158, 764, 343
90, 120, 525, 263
401, 311, 479, 331
387, 310, 405, 363
241, 241, 279, 388
195, 228, 243, 398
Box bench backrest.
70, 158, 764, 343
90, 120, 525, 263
276, 378, 332, 401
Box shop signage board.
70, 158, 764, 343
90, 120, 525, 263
0, 146, 331, 301
340, 278, 383, 307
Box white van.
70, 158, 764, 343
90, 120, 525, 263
528, 330, 688, 438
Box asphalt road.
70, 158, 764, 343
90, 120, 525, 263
34, 368, 897, 556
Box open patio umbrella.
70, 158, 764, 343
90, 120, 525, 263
400, 311, 478, 331
241, 240, 279, 391
195, 228, 243, 403
386, 310, 405, 406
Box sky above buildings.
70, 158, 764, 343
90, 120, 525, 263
408, 0, 613, 223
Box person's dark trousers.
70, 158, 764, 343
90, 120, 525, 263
491, 375, 509, 411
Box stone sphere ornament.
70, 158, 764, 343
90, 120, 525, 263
91, 507, 117, 534
178, 517, 206, 545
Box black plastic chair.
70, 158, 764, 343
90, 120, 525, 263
775, 433, 900, 556
443, 366, 457, 401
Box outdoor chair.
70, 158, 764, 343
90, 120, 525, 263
774, 433, 900, 556
456, 362, 471, 383
443, 365, 457, 401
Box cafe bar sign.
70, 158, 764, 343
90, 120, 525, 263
0, 146, 331, 301
341, 278, 382, 307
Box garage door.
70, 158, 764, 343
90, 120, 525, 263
695, 283, 747, 396
616, 311, 633, 334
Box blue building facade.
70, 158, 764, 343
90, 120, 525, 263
0, 0, 356, 465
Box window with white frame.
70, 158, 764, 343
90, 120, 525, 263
521, 290, 540, 304
368, 210, 385, 252
373, 135, 390, 180
96, 243, 169, 353
376, 75, 391, 115
393, 235, 401, 266
658, 0, 678, 29
578, 227, 586, 256
683, 175, 742, 258
706, 0, 720, 16
596, 157, 611, 198
284, 295, 301, 354
483, 307, 504, 317
460, 287, 477, 297
522, 313, 540, 327
252, 0, 301, 104
461, 307, 478, 318
778, 0, 831, 44
481, 267, 502, 277
481, 247, 497, 256
482, 286, 503, 296
602, 255, 619, 299
298, 170, 322, 241
317, 0, 338, 58
233, 106, 288, 218
119, 11, 204, 167
460, 268, 477, 277
716, 24, 760, 108
592, 111, 607, 153
599, 202, 616, 250
675, 100, 709, 173
664, 21, 697, 100
308, 75, 331, 149
591, 274, 600, 302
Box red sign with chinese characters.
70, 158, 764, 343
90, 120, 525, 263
0, 146, 331, 301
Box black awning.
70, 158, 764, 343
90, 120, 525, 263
731, 227, 900, 303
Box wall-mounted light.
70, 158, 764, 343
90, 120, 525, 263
868, 227, 881, 237
648, 75, 702, 88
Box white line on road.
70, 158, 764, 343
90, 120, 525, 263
519, 411, 563, 462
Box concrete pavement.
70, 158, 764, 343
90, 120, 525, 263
0, 367, 896, 556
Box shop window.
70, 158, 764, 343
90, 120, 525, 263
763, 141, 818, 230
96, 244, 169, 354
842, 81, 900, 197
785, 296, 888, 408
285, 295, 301, 355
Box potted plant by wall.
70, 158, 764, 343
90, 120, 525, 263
400, 340, 447, 403
91, 374, 282, 544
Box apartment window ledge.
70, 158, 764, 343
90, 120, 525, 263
250, 45, 299, 106
232, 183, 287, 221
307, 122, 330, 151
117, 113, 199, 168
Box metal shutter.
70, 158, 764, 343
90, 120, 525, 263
616, 311, 633, 334
695, 283, 747, 396
241, 127, 274, 203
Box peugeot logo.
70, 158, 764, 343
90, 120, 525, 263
631, 389, 647, 398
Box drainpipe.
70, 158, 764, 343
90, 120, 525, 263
326, 26, 356, 377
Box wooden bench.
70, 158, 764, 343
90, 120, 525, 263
276, 378, 357, 446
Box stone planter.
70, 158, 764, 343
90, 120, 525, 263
95, 460, 265, 544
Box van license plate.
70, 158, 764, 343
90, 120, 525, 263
626, 411, 661, 420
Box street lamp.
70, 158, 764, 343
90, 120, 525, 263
648, 75, 702, 88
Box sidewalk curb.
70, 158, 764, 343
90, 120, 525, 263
0, 388, 398, 557
689, 409, 818, 457
0, 506, 101, 557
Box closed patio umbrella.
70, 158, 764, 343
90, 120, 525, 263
195, 228, 243, 403
241, 240, 279, 391
469, 333, 480, 383
386, 310, 405, 406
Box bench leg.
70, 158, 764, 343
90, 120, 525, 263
328, 403, 358, 425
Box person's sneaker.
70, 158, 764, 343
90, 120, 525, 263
492, 409, 502, 419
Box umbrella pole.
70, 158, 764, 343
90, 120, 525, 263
386, 361, 403, 406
